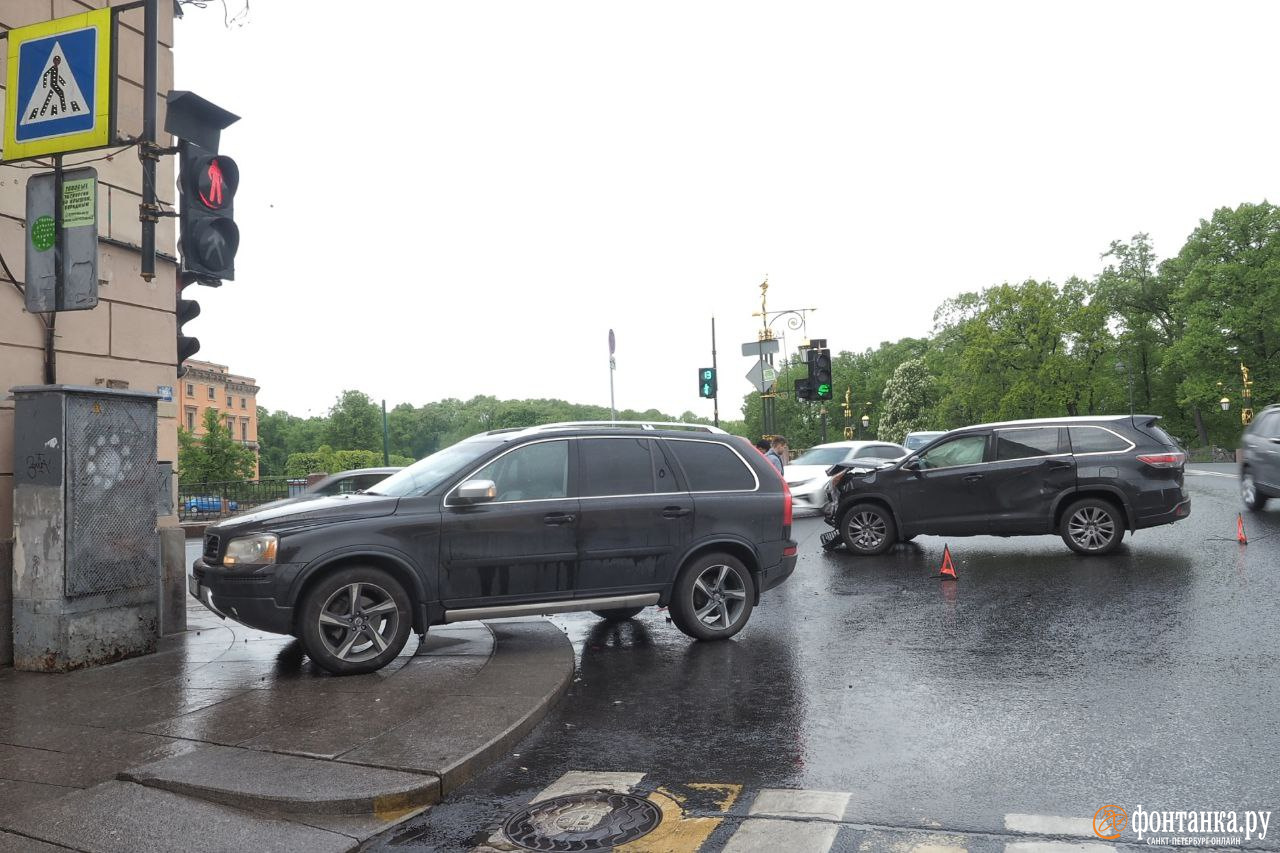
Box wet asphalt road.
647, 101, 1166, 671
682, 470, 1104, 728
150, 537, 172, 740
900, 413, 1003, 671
369, 466, 1280, 850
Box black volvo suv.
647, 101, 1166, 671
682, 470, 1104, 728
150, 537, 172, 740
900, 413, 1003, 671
823, 415, 1190, 556
191, 422, 797, 674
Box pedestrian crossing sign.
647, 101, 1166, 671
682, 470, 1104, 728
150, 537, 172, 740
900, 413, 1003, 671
3, 8, 113, 162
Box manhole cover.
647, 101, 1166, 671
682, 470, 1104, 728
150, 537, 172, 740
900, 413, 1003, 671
503, 791, 663, 851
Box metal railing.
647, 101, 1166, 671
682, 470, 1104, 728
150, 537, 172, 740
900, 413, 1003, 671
177, 477, 308, 521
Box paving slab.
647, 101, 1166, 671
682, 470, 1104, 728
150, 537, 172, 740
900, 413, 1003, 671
2, 780, 355, 853
0, 599, 574, 851
0, 830, 76, 853
121, 743, 440, 815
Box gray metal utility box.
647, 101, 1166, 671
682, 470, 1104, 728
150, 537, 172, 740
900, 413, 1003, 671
11, 385, 161, 671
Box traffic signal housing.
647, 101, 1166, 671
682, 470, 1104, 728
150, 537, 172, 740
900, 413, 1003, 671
178, 140, 239, 283
177, 276, 201, 378
795, 347, 817, 401
698, 367, 717, 399
812, 348, 834, 400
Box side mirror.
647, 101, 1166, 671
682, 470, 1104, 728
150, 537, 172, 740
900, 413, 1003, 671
903, 457, 922, 472
454, 479, 497, 504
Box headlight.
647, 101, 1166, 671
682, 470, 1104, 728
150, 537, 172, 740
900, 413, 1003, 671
223, 533, 278, 567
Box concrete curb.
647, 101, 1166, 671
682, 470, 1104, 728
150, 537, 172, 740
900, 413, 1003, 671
120, 743, 441, 815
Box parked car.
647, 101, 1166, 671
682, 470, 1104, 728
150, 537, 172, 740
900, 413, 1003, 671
191, 422, 797, 674
903, 430, 947, 451
1240, 404, 1280, 511
823, 415, 1190, 556
785, 440, 907, 514
185, 496, 238, 513
306, 467, 404, 497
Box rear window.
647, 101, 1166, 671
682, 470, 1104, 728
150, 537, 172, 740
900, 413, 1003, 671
1069, 426, 1132, 454
996, 427, 1064, 460
579, 438, 655, 497
666, 439, 757, 492
1140, 423, 1179, 447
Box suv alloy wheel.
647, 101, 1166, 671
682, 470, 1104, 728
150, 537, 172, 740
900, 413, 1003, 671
299, 566, 413, 675
669, 553, 755, 641
1241, 469, 1268, 511
839, 502, 897, 555
1059, 498, 1125, 555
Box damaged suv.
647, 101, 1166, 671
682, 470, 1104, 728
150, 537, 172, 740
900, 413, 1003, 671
822, 415, 1189, 556
191, 422, 797, 674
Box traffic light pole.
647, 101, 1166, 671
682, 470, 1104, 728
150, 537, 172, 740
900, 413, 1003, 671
710, 316, 719, 428
140, 0, 158, 281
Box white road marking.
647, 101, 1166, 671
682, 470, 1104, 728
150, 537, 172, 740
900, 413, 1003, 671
1004, 814, 1096, 838
722, 817, 840, 852
1185, 470, 1236, 479
749, 788, 851, 822
529, 770, 645, 803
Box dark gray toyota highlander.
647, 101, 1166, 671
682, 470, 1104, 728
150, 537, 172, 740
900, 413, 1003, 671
191, 422, 798, 674
822, 415, 1190, 556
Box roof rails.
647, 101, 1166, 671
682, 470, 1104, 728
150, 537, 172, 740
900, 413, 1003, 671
520, 420, 727, 435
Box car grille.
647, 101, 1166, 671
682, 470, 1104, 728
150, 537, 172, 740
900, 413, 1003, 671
203, 534, 220, 563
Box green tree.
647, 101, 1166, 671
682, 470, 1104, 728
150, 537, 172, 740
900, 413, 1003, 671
178, 408, 257, 484
325, 390, 383, 453
877, 357, 938, 443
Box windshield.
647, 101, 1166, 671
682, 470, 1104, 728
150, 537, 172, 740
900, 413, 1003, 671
366, 438, 503, 497
790, 447, 851, 466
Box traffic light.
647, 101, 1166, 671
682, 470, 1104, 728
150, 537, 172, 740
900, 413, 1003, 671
812, 348, 834, 400
698, 367, 717, 399
178, 140, 239, 283
177, 276, 201, 378
794, 377, 815, 400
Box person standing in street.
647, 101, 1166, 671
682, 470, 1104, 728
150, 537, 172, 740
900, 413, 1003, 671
765, 436, 788, 474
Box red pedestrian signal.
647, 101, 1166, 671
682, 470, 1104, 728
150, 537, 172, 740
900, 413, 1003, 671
179, 141, 239, 282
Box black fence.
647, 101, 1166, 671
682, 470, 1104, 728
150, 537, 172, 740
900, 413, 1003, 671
177, 477, 308, 521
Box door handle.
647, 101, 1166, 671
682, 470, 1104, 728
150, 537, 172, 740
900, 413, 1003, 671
1045, 460, 1073, 470
662, 506, 691, 519
543, 513, 576, 526
963, 473, 985, 483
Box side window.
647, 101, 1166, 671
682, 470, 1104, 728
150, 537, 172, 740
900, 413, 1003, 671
472, 440, 569, 501
918, 435, 987, 469
1258, 411, 1280, 439
1069, 426, 1131, 454
996, 427, 1063, 461
580, 438, 655, 497
667, 440, 757, 492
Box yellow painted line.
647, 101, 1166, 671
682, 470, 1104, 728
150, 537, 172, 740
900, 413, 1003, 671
616, 784, 742, 853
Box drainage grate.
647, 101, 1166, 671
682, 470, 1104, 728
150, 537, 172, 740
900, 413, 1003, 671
502, 792, 663, 851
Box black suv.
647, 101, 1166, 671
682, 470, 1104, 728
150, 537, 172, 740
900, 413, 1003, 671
822, 415, 1189, 556
191, 422, 797, 674
1241, 403, 1280, 511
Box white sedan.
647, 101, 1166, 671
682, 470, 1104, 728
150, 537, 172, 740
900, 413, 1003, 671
785, 440, 908, 514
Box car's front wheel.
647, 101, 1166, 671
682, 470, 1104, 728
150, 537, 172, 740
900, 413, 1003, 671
591, 607, 645, 621
669, 553, 755, 641
839, 503, 897, 555
1242, 469, 1269, 511
299, 566, 412, 675
1060, 498, 1125, 555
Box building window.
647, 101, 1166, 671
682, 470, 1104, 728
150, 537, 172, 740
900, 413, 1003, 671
240, 397, 246, 409
241, 419, 249, 440
185, 409, 195, 431
185, 383, 193, 396
226, 395, 232, 407
207, 386, 215, 400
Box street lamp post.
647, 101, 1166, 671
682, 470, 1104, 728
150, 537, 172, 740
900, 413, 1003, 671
860, 413, 870, 440
751, 278, 817, 437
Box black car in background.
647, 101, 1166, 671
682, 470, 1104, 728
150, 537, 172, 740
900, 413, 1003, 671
191, 422, 797, 674
1241, 404, 1280, 511
823, 415, 1190, 556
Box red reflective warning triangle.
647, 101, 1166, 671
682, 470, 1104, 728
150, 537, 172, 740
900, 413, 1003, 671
939, 545, 957, 580
1237, 514, 1248, 545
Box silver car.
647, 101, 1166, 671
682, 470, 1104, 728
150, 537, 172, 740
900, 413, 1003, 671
1241, 405, 1280, 511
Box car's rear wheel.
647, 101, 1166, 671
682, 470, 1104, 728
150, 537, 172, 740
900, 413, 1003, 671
1060, 498, 1124, 555
839, 503, 897, 555
299, 566, 412, 675
1242, 470, 1269, 511
669, 553, 754, 641
592, 606, 645, 621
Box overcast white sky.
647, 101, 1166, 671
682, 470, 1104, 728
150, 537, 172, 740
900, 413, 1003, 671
174, 1, 1280, 420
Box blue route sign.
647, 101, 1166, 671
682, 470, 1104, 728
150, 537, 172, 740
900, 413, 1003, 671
3, 9, 113, 162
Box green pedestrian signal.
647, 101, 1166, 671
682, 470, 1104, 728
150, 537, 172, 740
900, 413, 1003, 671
812, 348, 834, 400
698, 367, 717, 399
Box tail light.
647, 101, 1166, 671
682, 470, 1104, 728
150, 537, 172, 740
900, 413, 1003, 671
782, 479, 793, 528
1137, 452, 1185, 469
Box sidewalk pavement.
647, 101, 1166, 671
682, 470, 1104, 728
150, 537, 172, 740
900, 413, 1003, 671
0, 597, 573, 852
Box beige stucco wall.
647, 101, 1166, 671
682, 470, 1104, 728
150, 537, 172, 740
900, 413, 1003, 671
2, 1, 179, 663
